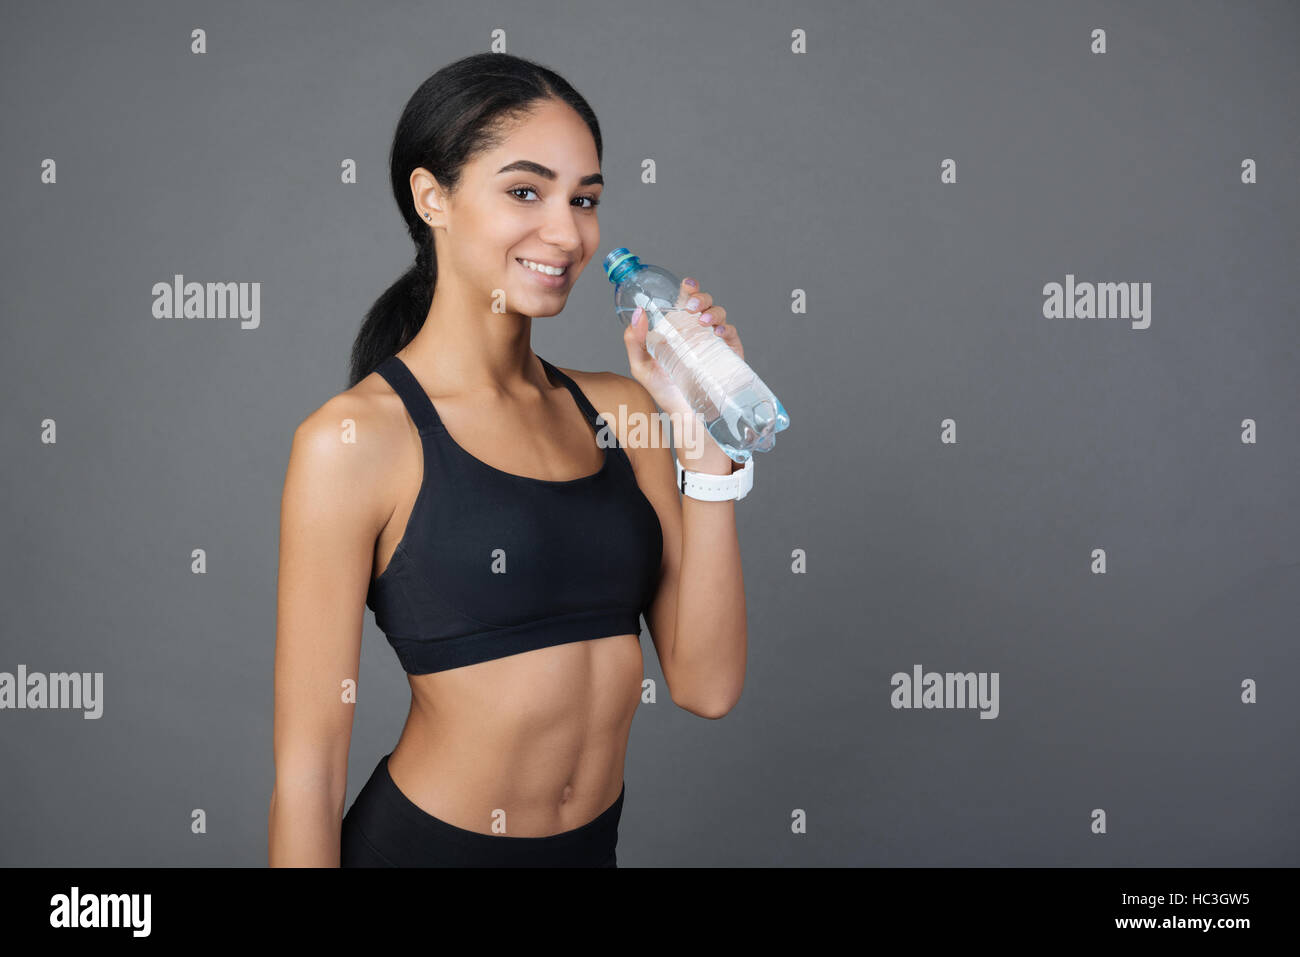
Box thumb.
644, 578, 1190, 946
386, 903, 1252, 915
623, 305, 655, 371
624, 302, 650, 351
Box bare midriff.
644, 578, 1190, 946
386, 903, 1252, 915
383, 632, 642, 836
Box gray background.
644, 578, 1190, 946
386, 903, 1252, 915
2, 0, 1297, 866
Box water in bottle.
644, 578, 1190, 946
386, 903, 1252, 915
602, 247, 790, 462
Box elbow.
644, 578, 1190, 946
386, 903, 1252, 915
667, 656, 746, 719
672, 686, 742, 720
694, 701, 734, 720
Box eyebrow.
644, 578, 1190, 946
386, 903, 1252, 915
496, 159, 604, 187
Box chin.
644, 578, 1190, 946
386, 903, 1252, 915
524, 301, 567, 319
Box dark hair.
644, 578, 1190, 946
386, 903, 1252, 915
347, 52, 603, 387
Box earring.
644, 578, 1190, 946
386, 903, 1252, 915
424, 212, 431, 220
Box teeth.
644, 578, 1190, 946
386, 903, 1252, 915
519, 258, 567, 276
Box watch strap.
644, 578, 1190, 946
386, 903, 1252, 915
675, 455, 753, 501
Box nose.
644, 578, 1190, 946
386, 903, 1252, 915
538, 203, 586, 253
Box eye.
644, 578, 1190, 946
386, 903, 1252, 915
508, 186, 601, 210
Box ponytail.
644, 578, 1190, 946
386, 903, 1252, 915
347, 231, 434, 387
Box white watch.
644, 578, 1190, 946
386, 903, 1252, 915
675, 455, 754, 501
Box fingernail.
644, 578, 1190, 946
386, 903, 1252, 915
684, 278, 698, 288
698, 312, 712, 323
686, 297, 700, 310
632, 306, 643, 325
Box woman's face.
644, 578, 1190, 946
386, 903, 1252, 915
429, 98, 603, 319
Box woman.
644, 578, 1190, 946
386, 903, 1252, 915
269, 52, 751, 867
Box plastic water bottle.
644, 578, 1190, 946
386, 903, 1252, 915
602, 248, 790, 462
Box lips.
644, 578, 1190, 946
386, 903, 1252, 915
515, 257, 570, 288
516, 257, 571, 271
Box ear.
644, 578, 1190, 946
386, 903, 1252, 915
410, 167, 446, 222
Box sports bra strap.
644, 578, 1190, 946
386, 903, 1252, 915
538, 357, 606, 432
376, 353, 607, 438
374, 355, 442, 434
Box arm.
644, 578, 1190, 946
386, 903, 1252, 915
269, 397, 388, 866
609, 374, 748, 719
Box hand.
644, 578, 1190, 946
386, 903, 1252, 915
621, 276, 744, 421
621, 277, 745, 472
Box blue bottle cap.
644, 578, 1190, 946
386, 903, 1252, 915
602, 248, 637, 283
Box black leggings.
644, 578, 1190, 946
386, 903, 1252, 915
340, 753, 622, 867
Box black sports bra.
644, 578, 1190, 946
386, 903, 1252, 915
365, 354, 664, 675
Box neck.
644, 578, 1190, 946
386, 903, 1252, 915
403, 278, 545, 398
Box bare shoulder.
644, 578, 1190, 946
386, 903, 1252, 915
554, 366, 669, 474
282, 370, 409, 527
554, 366, 656, 425
291, 372, 403, 462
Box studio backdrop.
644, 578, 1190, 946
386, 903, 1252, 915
2, 0, 1297, 866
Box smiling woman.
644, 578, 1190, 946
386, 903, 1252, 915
269, 51, 749, 870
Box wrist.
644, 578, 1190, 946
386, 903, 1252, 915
676, 454, 754, 501
682, 446, 737, 475
674, 413, 730, 473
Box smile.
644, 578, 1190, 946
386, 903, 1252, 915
516, 257, 570, 287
